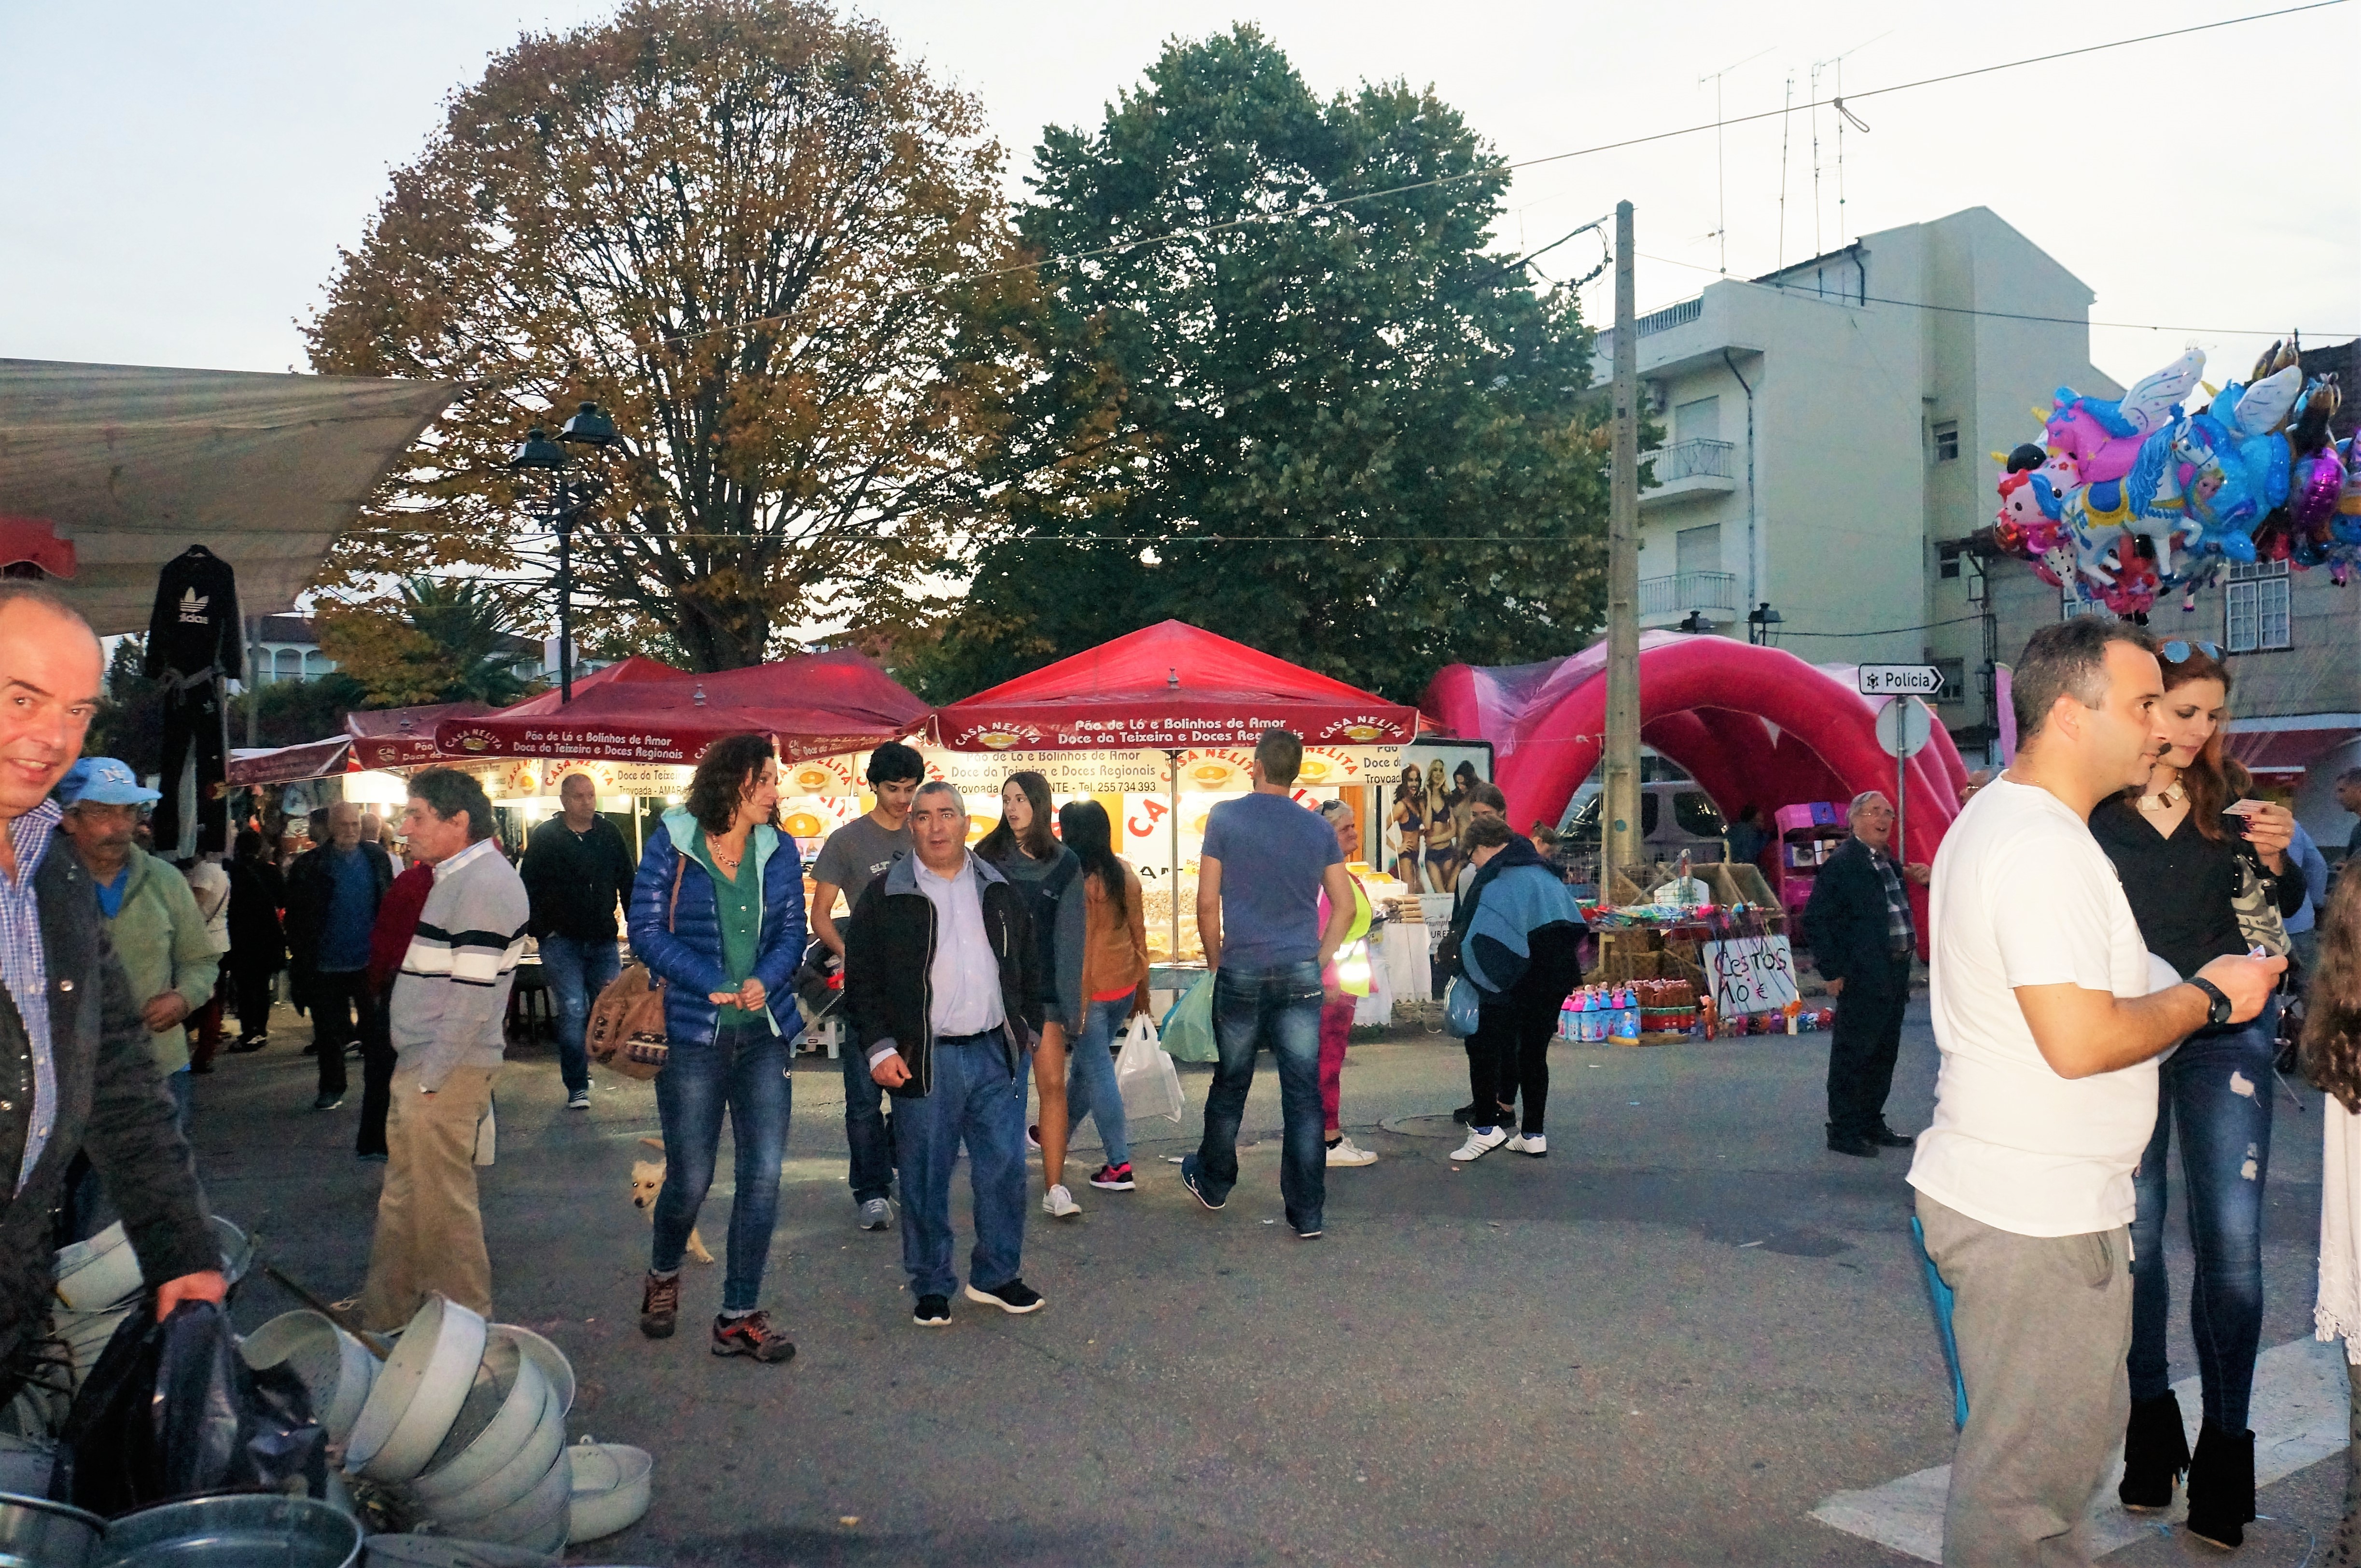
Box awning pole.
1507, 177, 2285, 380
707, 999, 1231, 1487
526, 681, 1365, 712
1166, 748, 1183, 962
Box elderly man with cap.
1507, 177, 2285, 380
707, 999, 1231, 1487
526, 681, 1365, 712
57, 756, 220, 1139
0, 583, 221, 1412
1802, 790, 1930, 1158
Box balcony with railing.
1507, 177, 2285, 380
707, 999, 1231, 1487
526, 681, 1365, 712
1638, 570, 1738, 618
1638, 437, 1738, 506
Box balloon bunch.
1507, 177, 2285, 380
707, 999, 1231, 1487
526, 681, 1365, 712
1991, 342, 2353, 616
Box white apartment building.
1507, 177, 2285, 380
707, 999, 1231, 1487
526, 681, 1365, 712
1594, 206, 2120, 748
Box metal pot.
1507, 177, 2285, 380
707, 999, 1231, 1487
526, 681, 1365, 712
344, 1296, 488, 1483
0, 1492, 104, 1568
97, 1494, 359, 1568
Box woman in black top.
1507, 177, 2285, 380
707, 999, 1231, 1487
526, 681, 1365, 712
978, 771, 1087, 1221
2095, 642, 2302, 1547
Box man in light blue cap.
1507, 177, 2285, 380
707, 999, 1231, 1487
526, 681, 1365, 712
57, 756, 219, 1138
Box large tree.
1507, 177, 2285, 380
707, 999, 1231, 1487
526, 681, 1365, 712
913, 26, 1610, 702
305, 0, 1037, 670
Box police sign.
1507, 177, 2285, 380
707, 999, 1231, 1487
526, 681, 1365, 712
1857, 664, 1944, 698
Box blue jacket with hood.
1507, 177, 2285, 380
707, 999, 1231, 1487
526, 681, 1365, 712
628, 808, 807, 1047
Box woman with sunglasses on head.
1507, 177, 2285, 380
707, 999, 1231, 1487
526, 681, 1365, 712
978, 771, 1089, 1220
2093, 639, 2305, 1547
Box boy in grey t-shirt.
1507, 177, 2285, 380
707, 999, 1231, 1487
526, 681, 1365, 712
815, 742, 926, 1231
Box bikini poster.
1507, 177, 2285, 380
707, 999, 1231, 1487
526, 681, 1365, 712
1381, 740, 1494, 896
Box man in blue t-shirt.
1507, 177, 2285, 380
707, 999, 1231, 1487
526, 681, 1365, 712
1180, 729, 1355, 1237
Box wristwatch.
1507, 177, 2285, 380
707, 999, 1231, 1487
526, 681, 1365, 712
2189, 976, 2234, 1028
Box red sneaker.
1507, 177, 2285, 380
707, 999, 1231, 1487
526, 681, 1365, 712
1087, 1162, 1135, 1191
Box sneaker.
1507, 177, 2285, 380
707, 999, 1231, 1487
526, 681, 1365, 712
356, 1151, 388, 1164
1043, 1183, 1082, 1219
1025, 1123, 1042, 1151
1450, 1125, 1509, 1162
1870, 1125, 1916, 1148
1087, 1162, 1135, 1191
1326, 1137, 1378, 1167
1179, 1153, 1223, 1210
640, 1271, 680, 1339
312, 1093, 344, 1111
963, 1278, 1045, 1315
912, 1293, 951, 1327
1295, 1226, 1324, 1240
858, 1197, 893, 1232
1450, 1101, 1481, 1124
566, 1088, 590, 1110
1506, 1133, 1548, 1157
711, 1310, 796, 1363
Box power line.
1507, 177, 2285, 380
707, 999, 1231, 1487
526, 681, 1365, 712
1779, 614, 1990, 639
1631, 249, 2358, 338
515, 0, 2342, 366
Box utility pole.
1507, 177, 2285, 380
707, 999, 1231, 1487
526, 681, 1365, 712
1603, 200, 1642, 899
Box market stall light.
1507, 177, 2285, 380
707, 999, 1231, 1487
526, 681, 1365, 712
508, 427, 567, 471
558, 401, 616, 448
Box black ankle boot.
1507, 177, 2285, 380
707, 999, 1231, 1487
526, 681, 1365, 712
2117, 1391, 2191, 1512
2184, 1421, 2256, 1550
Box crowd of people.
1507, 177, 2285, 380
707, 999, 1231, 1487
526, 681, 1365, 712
18, 572, 2361, 1562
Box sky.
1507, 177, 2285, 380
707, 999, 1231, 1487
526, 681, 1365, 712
3, 0, 2355, 391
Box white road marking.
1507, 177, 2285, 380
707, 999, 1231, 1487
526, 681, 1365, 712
1810, 1334, 2352, 1562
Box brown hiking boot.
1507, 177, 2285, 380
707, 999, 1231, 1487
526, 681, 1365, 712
711, 1310, 796, 1363
640, 1271, 680, 1339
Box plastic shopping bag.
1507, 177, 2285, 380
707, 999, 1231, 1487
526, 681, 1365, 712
1115, 1014, 1185, 1124
1444, 974, 1482, 1039
1159, 974, 1219, 1064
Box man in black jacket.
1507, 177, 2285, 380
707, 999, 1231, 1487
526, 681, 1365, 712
519, 772, 635, 1110
0, 583, 221, 1407
1802, 791, 1930, 1157
284, 801, 395, 1129
845, 781, 1046, 1328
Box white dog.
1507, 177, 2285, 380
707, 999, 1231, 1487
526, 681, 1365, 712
632, 1137, 715, 1265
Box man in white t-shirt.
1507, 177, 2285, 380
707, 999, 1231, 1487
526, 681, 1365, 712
1909, 617, 2281, 1568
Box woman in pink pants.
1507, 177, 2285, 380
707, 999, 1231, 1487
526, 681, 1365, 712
1316, 800, 1378, 1167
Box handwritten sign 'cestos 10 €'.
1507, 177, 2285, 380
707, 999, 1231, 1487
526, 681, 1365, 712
1702, 933, 1801, 1016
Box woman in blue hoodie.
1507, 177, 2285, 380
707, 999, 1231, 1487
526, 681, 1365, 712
1450, 814, 1585, 1163
627, 733, 807, 1364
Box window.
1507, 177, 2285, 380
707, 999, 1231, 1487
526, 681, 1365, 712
2060, 586, 2115, 622
1937, 541, 1962, 580
1673, 791, 1725, 838
2225, 560, 2291, 652
1676, 523, 1721, 577
1931, 658, 1966, 704
1674, 396, 1721, 444
1932, 420, 1959, 462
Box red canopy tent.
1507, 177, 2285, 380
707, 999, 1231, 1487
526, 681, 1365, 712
435, 648, 927, 766
345, 656, 685, 769
927, 620, 1419, 752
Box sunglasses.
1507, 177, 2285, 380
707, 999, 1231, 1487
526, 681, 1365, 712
2160, 639, 2221, 664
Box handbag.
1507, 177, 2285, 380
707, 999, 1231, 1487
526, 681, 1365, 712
2229, 848, 2291, 959
1444, 973, 1482, 1038
586, 856, 686, 1082
1115, 1013, 1185, 1123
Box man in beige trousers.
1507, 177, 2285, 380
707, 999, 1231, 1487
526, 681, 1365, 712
356, 768, 529, 1330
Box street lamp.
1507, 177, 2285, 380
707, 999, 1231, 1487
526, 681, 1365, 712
1677, 610, 1711, 634
508, 402, 616, 703
1746, 602, 1783, 646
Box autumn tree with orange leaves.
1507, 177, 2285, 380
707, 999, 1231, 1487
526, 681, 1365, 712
305, 0, 1051, 673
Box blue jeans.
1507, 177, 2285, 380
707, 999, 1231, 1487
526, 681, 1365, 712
2128, 1001, 2278, 1430
538, 934, 620, 1095
1067, 997, 1133, 1168
841, 1018, 895, 1205
652, 1022, 789, 1313
1195, 961, 1326, 1233
892, 1033, 1029, 1299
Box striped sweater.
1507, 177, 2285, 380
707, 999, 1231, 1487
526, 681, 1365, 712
390, 837, 530, 1090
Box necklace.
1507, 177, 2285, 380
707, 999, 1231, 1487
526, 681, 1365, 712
2136, 783, 2186, 812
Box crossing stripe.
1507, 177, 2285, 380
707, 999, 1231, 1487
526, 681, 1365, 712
1810, 1335, 2352, 1562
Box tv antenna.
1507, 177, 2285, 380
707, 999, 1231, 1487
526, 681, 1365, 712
1697, 48, 1770, 275
1811, 32, 1889, 253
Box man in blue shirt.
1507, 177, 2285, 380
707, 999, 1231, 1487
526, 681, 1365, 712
285, 800, 394, 1128
1180, 729, 1356, 1239
2285, 819, 2330, 980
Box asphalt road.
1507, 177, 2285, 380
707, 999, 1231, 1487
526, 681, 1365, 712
188, 995, 2345, 1566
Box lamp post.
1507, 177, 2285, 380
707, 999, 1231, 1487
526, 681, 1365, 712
1746, 602, 1783, 647
508, 402, 616, 703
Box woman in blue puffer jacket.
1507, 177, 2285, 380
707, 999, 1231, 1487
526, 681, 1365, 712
627, 732, 806, 1364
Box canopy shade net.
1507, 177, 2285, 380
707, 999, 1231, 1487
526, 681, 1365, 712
435, 648, 927, 766
0, 358, 461, 634
927, 620, 1420, 752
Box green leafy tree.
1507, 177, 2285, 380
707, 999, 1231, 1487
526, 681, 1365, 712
315, 577, 535, 707
304, 0, 1037, 671
915, 26, 1609, 701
